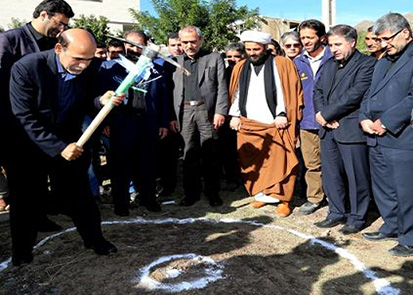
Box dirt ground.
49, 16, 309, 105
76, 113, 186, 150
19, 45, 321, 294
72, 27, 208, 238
0, 183, 412, 295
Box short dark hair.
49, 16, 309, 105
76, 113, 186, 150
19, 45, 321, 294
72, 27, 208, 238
108, 39, 124, 48
96, 41, 106, 49
33, 0, 74, 19
125, 30, 148, 44
57, 32, 69, 49
167, 32, 179, 40
367, 26, 374, 33
373, 13, 412, 37
299, 19, 326, 38
327, 24, 358, 42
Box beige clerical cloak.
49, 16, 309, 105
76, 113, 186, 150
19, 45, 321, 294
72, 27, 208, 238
229, 57, 304, 201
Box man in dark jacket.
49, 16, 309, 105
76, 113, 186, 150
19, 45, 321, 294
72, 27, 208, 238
313, 25, 376, 234
9, 29, 119, 266
360, 13, 413, 256
0, 0, 74, 234
99, 31, 170, 216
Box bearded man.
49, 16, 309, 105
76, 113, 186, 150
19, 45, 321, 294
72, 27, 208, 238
229, 31, 303, 217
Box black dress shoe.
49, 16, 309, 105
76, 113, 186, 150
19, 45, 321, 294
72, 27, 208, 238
298, 202, 320, 215
37, 218, 63, 232
179, 197, 200, 207
142, 200, 162, 212
85, 239, 118, 256
339, 224, 362, 235
389, 244, 413, 257
114, 207, 129, 217
12, 253, 33, 266
362, 232, 398, 241
314, 218, 346, 228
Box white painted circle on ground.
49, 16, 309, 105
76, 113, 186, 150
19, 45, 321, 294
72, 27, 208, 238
131, 253, 224, 292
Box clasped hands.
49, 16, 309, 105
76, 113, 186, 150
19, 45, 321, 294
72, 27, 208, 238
360, 118, 387, 136
229, 116, 289, 131
316, 112, 340, 129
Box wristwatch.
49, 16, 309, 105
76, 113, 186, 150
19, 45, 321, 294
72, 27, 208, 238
381, 124, 387, 130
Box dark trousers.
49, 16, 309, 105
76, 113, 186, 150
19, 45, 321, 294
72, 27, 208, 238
181, 104, 220, 199
157, 131, 182, 195
8, 151, 103, 256
110, 112, 157, 210
321, 131, 371, 228
217, 120, 240, 185
370, 145, 413, 246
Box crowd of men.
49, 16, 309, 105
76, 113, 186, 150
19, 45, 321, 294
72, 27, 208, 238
0, 0, 412, 266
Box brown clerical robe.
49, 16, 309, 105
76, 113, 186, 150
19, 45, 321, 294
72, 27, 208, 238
229, 57, 304, 201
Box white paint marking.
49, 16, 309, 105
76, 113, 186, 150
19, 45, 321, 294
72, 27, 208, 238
0, 217, 400, 295
131, 253, 224, 292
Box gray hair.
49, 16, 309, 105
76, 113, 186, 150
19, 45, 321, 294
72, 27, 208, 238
225, 42, 245, 53
281, 31, 300, 45
179, 26, 203, 38
327, 24, 358, 42
373, 13, 412, 36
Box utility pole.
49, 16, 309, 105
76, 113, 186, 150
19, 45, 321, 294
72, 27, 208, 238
322, 0, 336, 28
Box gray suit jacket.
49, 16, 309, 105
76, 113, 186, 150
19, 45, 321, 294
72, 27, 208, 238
172, 50, 228, 130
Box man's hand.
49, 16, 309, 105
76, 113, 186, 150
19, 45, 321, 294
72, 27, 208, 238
213, 114, 226, 130
326, 120, 340, 129
371, 118, 387, 136
159, 127, 168, 139
360, 119, 375, 134
315, 112, 327, 127
99, 91, 125, 106
61, 143, 83, 161
274, 116, 288, 129
229, 117, 241, 131
170, 120, 179, 133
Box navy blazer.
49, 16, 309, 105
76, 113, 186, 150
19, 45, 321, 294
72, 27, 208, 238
98, 59, 170, 131
314, 50, 376, 143
0, 24, 42, 125
9, 49, 100, 157
360, 42, 413, 150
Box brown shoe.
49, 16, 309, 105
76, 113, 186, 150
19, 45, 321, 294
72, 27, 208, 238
276, 202, 291, 217
250, 201, 267, 208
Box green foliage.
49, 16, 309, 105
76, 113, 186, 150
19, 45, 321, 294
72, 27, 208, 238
8, 17, 26, 29
356, 31, 368, 54
129, 0, 260, 50
72, 15, 110, 44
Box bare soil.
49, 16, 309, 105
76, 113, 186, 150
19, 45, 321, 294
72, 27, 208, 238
0, 184, 412, 295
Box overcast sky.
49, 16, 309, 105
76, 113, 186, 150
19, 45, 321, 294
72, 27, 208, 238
140, 0, 412, 26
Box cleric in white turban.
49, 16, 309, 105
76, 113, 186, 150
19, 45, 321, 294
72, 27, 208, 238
240, 30, 272, 45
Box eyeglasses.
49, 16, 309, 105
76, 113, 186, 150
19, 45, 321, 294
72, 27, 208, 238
284, 43, 301, 49
51, 16, 70, 30
376, 29, 404, 43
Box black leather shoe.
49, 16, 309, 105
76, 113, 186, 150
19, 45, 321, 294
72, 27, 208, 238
142, 200, 162, 212
209, 195, 223, 207
314, 218, 346, 228
389, 244, 413, 257
12, 253, 33, 266
37, 218, 62, 232
339, 224, 362, 235
362, 232, 398, 241
298, 202, 320, 215
86, 239, 118, 256
179, 197, 200, 207
114, 207, 129, 217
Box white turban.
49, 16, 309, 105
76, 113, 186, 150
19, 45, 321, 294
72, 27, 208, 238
240, 30, 272, 45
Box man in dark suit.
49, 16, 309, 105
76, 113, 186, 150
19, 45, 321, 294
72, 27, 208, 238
313, 25, 376, 234
99, 31, 169, 216
9, 29, 119, 266
0, 0, 74, 233
360, 13, 413, 256
170, 26, 228, 207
